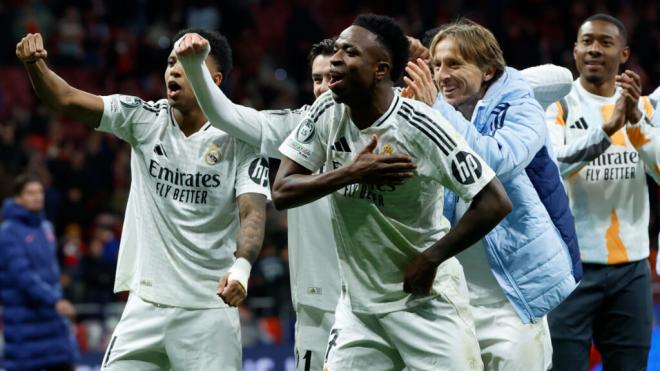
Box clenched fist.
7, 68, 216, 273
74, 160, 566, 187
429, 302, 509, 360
16, 33, 48, 63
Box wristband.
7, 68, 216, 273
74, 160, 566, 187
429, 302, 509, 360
227, 257, 252, 293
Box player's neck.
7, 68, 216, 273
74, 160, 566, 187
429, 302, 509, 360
172, 107, 208, 137
348, 85, 394, 130
579, 76, 616, 97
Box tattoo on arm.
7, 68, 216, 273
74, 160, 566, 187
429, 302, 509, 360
236, 193, 267, 263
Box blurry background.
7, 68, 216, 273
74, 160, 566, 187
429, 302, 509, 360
0, 0, 658, 370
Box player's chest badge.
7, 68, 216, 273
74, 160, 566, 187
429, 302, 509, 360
382, 144, 395, 155
204, 144, 222, 165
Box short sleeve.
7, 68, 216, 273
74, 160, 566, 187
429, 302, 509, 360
235, 140, 271, 198
97, 95, 163, 145
416, 105, 496, 200
278, 97, 332, 172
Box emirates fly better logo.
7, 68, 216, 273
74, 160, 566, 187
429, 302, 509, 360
451, 151, 482, 185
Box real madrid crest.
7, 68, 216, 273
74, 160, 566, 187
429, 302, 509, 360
205, 144, 222, 165
382, 144, 395, 155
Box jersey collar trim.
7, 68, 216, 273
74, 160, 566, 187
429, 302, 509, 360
374, 95, 401, 128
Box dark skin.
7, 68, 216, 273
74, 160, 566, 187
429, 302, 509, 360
272, 25, 512, 295
574, 20, 643, 133
17, 32, 266, 307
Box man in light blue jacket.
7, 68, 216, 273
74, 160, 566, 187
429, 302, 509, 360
404, 19, 581, 370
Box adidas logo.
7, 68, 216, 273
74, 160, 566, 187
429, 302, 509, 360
153, 144, 168, 157
570, 117, 589, 130
331, 137, 351, 152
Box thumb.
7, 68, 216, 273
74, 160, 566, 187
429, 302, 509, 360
359, 135, 378, 155
217, 273, 229, 295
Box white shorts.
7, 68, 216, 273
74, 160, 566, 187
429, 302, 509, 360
102, 293, 241, 371
294, 304, 335, 371
471, 301, 552, 371
324, 263, 482, 371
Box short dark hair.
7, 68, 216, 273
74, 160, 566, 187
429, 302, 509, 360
308, 38, 335, 66
13, 174, 42, 196
352, 14, 410, 82
582, 13, 627, 44
422, 27, 441, 48
173, 28, 233, 77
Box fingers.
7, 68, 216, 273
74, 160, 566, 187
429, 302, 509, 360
17, 33, 48, 62
407, 36, 430, 61
175, 33, 209, 56
219, 281, 247, 307
359, 135, 379, 155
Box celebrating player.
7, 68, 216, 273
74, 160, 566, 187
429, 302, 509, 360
546, 14, 660, 370
273, 14, 512, 370
15, 29, 269, 370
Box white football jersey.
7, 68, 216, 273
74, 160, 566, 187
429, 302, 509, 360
257, 108, 341, 312
546, 80, 659, 265
279, 92, 496, 314
98, 95, 269, 308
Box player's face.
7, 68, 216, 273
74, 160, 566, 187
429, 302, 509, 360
574, 20, 629, 85
311, 55, 332, 98
432, 37, 490, 109
165, 50, 197, 110
16, 181, 44, 212
328, 26, 387, 104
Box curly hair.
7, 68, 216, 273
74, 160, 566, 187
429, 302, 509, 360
173, 28, 233, 77
352, 14, 410, 82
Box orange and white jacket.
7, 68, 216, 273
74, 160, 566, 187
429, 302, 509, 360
546, 80, 659, 265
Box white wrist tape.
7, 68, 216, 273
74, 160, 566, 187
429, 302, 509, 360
227, 257, 252, 293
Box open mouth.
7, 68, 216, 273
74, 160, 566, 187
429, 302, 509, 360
167, 80, 182, 99
328, 70, 345, 90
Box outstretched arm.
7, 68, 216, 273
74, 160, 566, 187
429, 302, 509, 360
16, 33, 103, 127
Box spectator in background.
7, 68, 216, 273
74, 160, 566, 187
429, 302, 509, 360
0, 174, 78, 371
546, 14, 659, 371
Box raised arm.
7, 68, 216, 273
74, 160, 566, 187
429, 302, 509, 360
16, 33, 103, 127
175, 33, 279, 152
217, 193, 267, 307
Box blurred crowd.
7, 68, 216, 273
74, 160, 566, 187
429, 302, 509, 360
0, 0, 658, 352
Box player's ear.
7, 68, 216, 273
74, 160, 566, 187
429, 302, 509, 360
375, 61, 390, 81
212, 72, 223, 87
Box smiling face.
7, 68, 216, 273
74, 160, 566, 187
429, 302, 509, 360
431, 37, 493, 111
328, 25, 390, 104
574, 19, 629, 86
164, 50, 220, 112
311, 54, 332, 98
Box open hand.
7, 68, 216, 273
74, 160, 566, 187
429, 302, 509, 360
348, 135, 416, 186
403, 58, 438, 106
16, 33, 48, 63
407, 36, 430, 62
615, 70, 642, 123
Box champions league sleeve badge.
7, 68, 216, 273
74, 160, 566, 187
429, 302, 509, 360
296, 119, 316, 143
204, 144, 222, 165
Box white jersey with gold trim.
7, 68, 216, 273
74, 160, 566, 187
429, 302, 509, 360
98, 95, 269, 308
279, 92, 496, 314
546, 80, 660, 265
